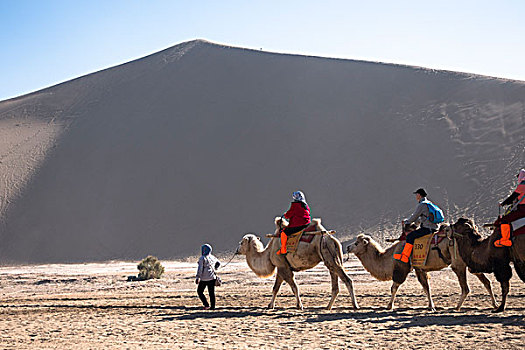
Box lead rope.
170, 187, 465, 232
454, 237, 457, 261
217, 250, 237, 270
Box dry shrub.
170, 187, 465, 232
137, 255, 165, 280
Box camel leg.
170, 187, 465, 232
472, 273, 497, 309
387, 282, 401, 310
332, 265, 359, 309
268, 273, 285, 309
494, 279, 510, 313
451, 265, 469, 311
415, 269, 435, 311
326, 269, 339, 311
493, 264, 512, 313
279, 268, 303, 310
388, 263, 410, 310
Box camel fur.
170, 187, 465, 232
452, 218, 525, 312
347, 228, 496, 311
510, 230, 525, 283
236, 217, 358, 310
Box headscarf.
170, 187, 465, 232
292, 190, 306, 204
518, 169, 525, 183
201, 244, 212, 256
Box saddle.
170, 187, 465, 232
286, 225, 318, 253
411, 227, 448, 268
488, 210, 525, 237
511, 217, 525, 237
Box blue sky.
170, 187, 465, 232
1, 0, 524, 101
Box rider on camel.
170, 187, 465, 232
494, 169, 525, 247
394, 188, 440, 263
277, 191, 311, 255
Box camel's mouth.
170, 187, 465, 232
451, 223, 467, 238
346, 241, 359, 254
452, 218, 482, 240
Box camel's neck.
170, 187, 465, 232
455, 233, 494, 272
355, 240, 397, 281
245, 241, 276, 278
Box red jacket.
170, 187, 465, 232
284, 201, 311, 228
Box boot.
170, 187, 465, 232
277, 231, 288, 255
393, 243, 413, 263
494, 224, 512, 247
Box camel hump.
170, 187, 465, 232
308, 218, 322, 230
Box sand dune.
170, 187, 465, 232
0, 39, 524, 263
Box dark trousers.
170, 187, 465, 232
500, 204, 525, 224
197, 280, 216, 308
284, 224, 309, 236
406, 227, 433, 244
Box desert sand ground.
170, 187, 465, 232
0, 257, 523, 349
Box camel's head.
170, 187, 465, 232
403, 223, 418, 234
347, 234, 371, 256
452, 218, 482, 241
439, 223, 453, 239
236, 234, 263, 255
274, 217, 289, 234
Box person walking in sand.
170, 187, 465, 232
277, 191, 311, 255
195, 244, 221, 310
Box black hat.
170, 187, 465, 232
413, 188, 427, 197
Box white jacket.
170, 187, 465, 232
196, 254, 221, 281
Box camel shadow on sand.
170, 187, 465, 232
160, 306, 267, 321
5, 302, 523, 328
160, 304, 524, 327
304, 307, 525, 329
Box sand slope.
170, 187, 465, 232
0, 39, 524, 263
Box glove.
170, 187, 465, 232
195, 278, 200, 285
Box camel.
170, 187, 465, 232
236, 218, 359, 310
347, 227, 497, 311
452, 218, 525, 312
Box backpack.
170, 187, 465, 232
423, 200, 444, 223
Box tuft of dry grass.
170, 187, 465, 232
136, 256, 165, 280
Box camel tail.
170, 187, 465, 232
514, 260, 525, 283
